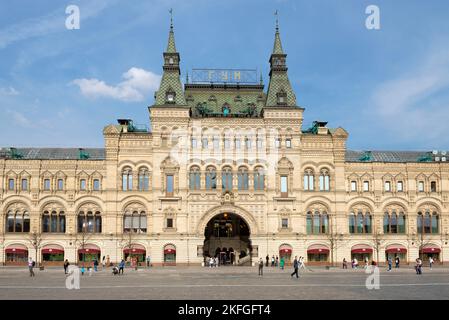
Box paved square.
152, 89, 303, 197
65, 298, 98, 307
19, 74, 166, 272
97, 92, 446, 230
1, 265, 448, 300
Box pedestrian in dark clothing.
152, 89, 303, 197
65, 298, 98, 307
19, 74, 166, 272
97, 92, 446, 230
275, 256, 279, 267
258, 258, 264, 276
265, 255, 269, 267
342, 258, 347, 269
93, 259, 99, 272
290, 256, 299, 278
28, 258, 35, 277
63, 259, 70, 274
395, 256, 400, 268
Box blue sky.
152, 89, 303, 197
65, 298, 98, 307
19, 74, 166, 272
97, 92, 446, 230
1, 0, 449, 150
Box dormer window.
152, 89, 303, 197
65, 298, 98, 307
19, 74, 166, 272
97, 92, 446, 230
166, 91, 175, 103
276, 91, 287, 105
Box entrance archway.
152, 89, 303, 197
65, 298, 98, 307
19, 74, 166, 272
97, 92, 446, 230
203, 212, 252, 266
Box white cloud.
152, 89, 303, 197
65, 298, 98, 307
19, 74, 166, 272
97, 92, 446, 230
370, 45, 449, 145
6, 109, 33, 128
72, 67, 161, 102
0, 87, 19, 96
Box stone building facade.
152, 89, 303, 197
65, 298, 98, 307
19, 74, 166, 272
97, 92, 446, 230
1, 21, 448, 266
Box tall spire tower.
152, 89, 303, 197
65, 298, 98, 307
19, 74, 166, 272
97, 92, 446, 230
154, 9, 186, 106
265, 11, 296, 107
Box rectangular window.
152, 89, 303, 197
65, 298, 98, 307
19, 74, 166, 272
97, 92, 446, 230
57, 179, 64, 191
21, 179, 28, 191
245, 138, 251, 149
235, 139, 241, 150
166, 175, 174, 196
397, 181, 403, 192
191, 138, 197, 148
280, 176, 288, 197
224, 139, 231, 150
167, 218, 173, 228
351, 181, 357, 192
44, 179, 51, 190
275, 138, 281, 149
80, 179, 86, 191
286, 139, 292, 148
281, 218, 289, 229
93, 179, 100, 191
418, 181, 424, 192
363, 181, 369, 192
385, 181, 391, 192
202, 138, 208, 149
213, 137, 219, 150
257, 139, 263, 150
8, 179, 14, 190
430, 181, 437, 192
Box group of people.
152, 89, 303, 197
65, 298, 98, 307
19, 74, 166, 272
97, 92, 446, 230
205, 256, 219, 267
257, 255, 305, 277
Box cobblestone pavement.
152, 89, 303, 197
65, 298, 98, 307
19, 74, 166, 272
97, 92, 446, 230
0, 266, 448, 300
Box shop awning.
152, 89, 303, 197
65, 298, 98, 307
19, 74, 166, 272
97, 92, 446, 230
164, 248, 176, 254
351, 245, 373, 254
78, 246, 101, 254
5, 248, 28, 254
385, 245, 407, 254
124, 248, 146, 254
420, 246, 441, 254
279, 244, 293, 254
42, 248, 64, 254
307, 245, 329, 254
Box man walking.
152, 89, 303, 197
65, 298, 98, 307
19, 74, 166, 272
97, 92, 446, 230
265, 255, 269, 267
290, 256, 299, 278
429, 256, 434, 270
387, 257, 392, 271
119, 259, 125, 275
28, 258, 35, 277
258, 258, 264, 277
146, 255, 151, 268
63, 259, 70, 274
395, 256, 400, 268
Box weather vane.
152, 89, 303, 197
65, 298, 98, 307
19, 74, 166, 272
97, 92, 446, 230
169, 8, 173, 28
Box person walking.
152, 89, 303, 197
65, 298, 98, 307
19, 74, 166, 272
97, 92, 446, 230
119, 259, 125, 275
63, 259, 70, 274
280, 257, 285, 270
265, 255, 269, 267
353, 258, 358, 269
102, 256, 105, 269
134, 257, 139, 271
415, 258, 423, 274
106, 255, 110, 267
81, 263, 85, 276
258, 258, 264, 277
146, 255, 151, 268
387, 257, 392, 271
364, 256, 369, 269
429, 256, 434, 270
290, 256, 299, 278
299, 256, 307, 271
28, 258, 35, 277
342, 258, 347, 269
395, 256, 400, 268
271, 255, 275, 267
275, 256, 279, 267
93, 258, 99, 272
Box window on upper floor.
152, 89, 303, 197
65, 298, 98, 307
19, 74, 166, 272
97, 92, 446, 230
349, 211, 372, 234
166, 174, 174, 197
280, 175, 288, 197
57, 179, 64, 191
319, 170, 330, 191
202, 137, 208, 149
222, 167, 233, 192
418, 181, 425, 192
285, 139, 292, 148
21, 179, 28, 191
166, 218, 174, 229
124, 211, 147, 233
275, 138, 281, 149
306, 211, 329, 234
191, 138, 197, 149
430, 181, 437, 192
8, 179, 15, 191
122, 167, 133, 191
93, 179, 100, 191
304, 169, 314, 191
44, 179, 51, 191
350, 181, 357, 192
42, 210, 66, 233
254, 167, 265, 191
417, 210, 439, 234
384, 209, 406, 234
384, 181, 391, 192
397, 181, 403, 192
205, 167, 217, 190
189, 167, 201, 191
237, 167, 249, 191
138, 168, 149, 191
281, 218, 289, 229
80, 179, 87, 191
77, 211, 102, 233
6, 210, 30, 233
363, 181, 369, 192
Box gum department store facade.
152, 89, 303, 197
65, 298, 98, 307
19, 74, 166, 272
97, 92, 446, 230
1, 21, 449, 267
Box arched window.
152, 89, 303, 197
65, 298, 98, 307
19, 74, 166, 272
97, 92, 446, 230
124, 210, 147, 233
138, 167, 150, 191
319, 169, 330, 191
237, 167, 249, 191
304, 169, 314, 191
205, 167, 217, 190
254, 167, 265, 191
222, 167, 233, 192
42, 209, 65, 233
306, 208, 329, 234
349, 208, 372, 234
122, 167, 133, 191
384, 206, 406, 234
6, 209, 30, 233
189, 166, 201, 191
78, 210, 102, 233
417, 209, 439, 234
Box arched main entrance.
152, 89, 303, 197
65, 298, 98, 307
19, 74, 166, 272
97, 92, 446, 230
203, 212, 252, 266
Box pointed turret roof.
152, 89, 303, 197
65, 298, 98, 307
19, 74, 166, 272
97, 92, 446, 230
153, 14, 186, 106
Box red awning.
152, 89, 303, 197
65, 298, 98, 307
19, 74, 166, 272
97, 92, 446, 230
164, 249, 176, 254
420, 247, 441, 254
351, 248, 373, 254
124, 248, 146, 254
307, 248, 329, 254
280, 248, 292, 254
42, 248, 64, 254
385, 247, 407, 254
5, 248, 28, 254
78, 248, 101, 254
